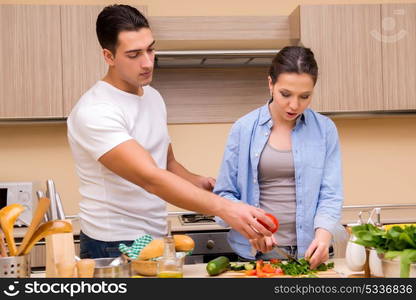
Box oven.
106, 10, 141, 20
171, 213, 238, 264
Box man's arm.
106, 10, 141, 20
166, 144, 215, 191
98, 139, 273, 239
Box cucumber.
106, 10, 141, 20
229, 262, 246, 271
206, 256, 230, 276
244, 262, 255, 270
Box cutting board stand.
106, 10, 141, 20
45, 219, 76, 278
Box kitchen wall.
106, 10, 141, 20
1, 0, 416, 216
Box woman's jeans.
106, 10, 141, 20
79, 231, 134, 259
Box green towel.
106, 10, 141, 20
118, 234, 153, 260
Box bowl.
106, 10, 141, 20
131, 260, 158, 276
131, 253, 186, 277
93, 257, 131, 278
381, 258, 416, 278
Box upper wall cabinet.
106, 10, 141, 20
0, 5, 63, 118
61, 5, 147, 116
149, 15, 299, 51
298, 5, 384, 113
381, 3, 416, 110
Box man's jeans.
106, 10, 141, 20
79, 231, 134, 259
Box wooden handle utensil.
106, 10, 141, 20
16, 197, 51, 256
21, 220, 73, 255
0, 204, 25, 256
0, 230, 8, 257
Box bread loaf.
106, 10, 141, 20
173, 235, 195, 251
138, 235, 194, 260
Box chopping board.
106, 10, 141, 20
213, 269, 342, 278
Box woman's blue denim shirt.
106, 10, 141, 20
213, 103, 344, 259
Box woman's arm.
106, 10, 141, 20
308, 120, 344, 268
213, 121, 242, 202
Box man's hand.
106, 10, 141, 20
197, 176, 216, 191
218, 201, 274, 240
304, 228, 332, 269
249, 234, 276, 253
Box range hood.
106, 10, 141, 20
155, 49, 279, 68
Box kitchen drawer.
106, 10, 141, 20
186, 232, 233, 255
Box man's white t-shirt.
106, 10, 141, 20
67, 81, 170, 241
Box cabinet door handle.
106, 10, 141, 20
206, 239, 215, 249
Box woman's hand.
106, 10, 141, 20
249, 234, 277, 253
304, 228, 332, 269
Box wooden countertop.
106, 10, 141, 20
31, 258, 362, 278
182, 258, 359, 278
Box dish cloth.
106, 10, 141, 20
118, 234, 153, 260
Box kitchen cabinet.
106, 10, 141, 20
152, 67, 270, 123
60, 5, 107, 116
298, 3, 416, 113
61, 5, 147, 116
381, 3, 416, 110
149, 15, 298, 51
0, 5, 63, 118
298, 4, 384, 113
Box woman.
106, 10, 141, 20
213, 46, 343, 269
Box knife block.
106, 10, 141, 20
45, 219, 76, 278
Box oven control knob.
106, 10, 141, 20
206, 239, 215, 249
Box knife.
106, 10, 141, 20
36, 190, 49, 222
272, 245, 301, 265
46, 180, 58, 220
55, 192, 66, 220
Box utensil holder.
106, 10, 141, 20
0, 255, 31, 278
45, 219, 75, 277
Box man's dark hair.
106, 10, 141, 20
96, 4, 149, 54
269, 46, 318, 85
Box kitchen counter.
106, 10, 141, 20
31, 258, 362, 278
180, 258, 358, 278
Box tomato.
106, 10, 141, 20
258, 213, 279, 233
262, 264, 276, 273
245, 269, 257, 276
256, 260, 264, 276
275, 267, 284, 275
270, 258, 281, 265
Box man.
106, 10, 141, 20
67, 4, 272, 258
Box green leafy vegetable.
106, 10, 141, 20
274, 258, 334, 276
351, 224, 416, 277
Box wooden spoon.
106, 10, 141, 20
0, 230, 8, 257
76, 259, 96, 278
16, 197, 51, 256
21, 220, 73, 255
0, 203, 25, 256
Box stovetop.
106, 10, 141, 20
179, 213, 216, 226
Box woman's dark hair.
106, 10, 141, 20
269, 46, 318, 85
96, 5, 149, 54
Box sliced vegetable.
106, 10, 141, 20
229, 262, 246, 271
276, 258, 334, 276
262, 263, 276, 273
244, 262, 255, 270
245, 269, 257, 276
